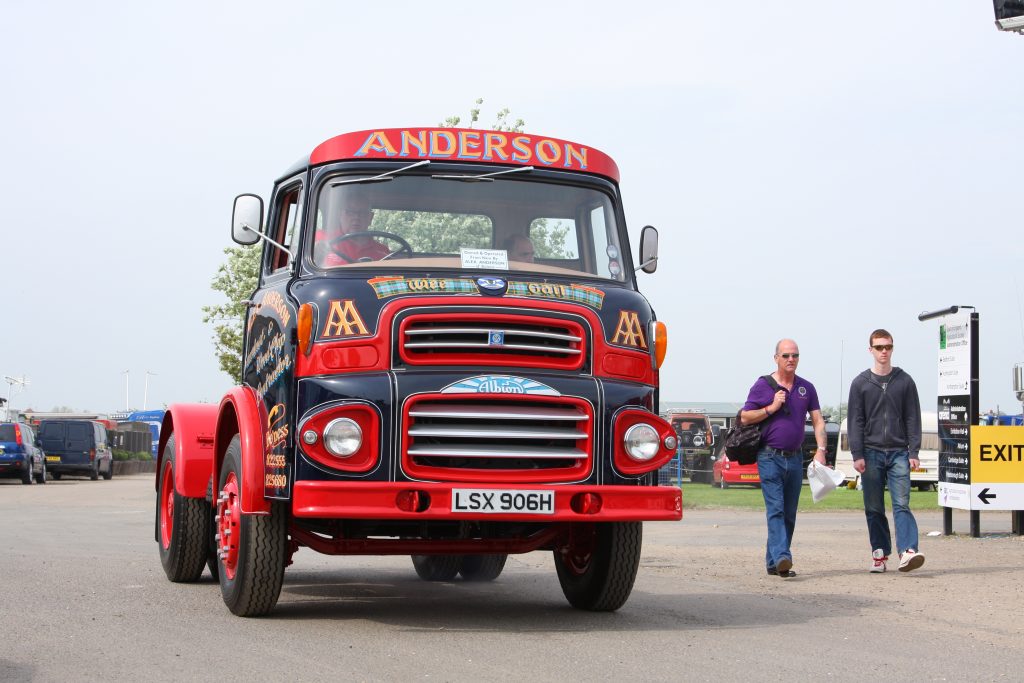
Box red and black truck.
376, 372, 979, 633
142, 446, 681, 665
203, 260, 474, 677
156, 127, 681, 616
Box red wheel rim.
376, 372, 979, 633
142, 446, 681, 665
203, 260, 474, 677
159, 463, 174, 549
217, 473, 241, 580
560, 524, 597, 576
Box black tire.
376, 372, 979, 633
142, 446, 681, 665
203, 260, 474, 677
916, 482, 934, 492
459, 554, 508, 581
35, 460, 46, 484
216, 435, 287, 617
206, 511, 221, 582
720, 479, 729, 489
553, 522, 642, 612
21, 458, 34, 485
51, 471, 62, 480
157, 435, 210, 583
90, 461, 99, 481
411, 555, 462, 581
102, 458, 113, 480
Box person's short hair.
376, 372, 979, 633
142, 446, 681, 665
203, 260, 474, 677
869, 328, 893, 345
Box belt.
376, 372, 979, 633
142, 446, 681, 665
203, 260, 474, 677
763, 447, 801, 457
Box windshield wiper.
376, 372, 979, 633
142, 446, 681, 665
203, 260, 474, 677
431, 165, 534, 183
330, 159, 430, 186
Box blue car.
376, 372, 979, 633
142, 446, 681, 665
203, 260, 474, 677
0, 422, 46, 484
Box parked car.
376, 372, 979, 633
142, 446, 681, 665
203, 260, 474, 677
801, 419, 839, 471
37, 419, 113, 480
665, 411, 716, 483
713, 452, 760, 488
0, 421, 46, 484
835, 413, 939, 491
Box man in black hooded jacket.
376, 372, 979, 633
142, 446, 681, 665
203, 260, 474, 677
847, 328, 925, 574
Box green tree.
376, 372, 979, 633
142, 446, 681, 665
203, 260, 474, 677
202, 245, 259, 384
205, 99, 526, 382
440, 97, 525, 132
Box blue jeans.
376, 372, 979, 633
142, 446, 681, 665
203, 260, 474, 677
860, 448, 919, 556
757, 447, 804, 569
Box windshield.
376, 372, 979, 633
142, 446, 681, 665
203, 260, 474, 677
310, 173, 626, 281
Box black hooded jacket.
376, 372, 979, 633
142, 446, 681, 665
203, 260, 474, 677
846, 367, 922, 459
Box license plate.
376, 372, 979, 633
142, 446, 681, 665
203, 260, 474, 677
452, 488, 554, 515
740, 474, 760, 480
46, 456, 60, 463
911, 467, 926, 473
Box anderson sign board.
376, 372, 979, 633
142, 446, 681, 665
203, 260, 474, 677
936, 311, 976, 509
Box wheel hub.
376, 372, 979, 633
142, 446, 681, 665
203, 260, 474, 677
216, 473, 241, 580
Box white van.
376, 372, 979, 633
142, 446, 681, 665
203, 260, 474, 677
835, 412, 938, 491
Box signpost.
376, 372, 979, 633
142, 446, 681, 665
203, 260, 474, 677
920, 307, 980, 535
924, 306, 1024, 537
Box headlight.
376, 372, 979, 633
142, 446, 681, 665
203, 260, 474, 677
323, 418, 362, 457
624, 423, 660, 461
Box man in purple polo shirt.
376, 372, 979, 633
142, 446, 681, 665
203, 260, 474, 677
741, 338, 828, 578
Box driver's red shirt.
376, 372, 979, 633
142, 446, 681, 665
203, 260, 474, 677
315, 230, 391, 266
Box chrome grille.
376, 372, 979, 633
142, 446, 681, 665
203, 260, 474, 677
405, 399, 591, 475
400, 316, 585, 368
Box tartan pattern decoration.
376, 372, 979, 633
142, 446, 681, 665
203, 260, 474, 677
368, 276, 479, 299
365, 276, 605, 309
506, 281, 605, 309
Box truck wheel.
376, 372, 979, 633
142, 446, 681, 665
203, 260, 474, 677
51, 472, 61, 480
217, 435, 287, 617
553, 522, 641, 612
90, 461, 99, 481
21, 458, 34, 485
35, 460, 46, 484
102, 459, 113, 480
206, 513, 220, 582
157, 435, 210, 582
459, 554, 508, 581
411, 555, 461, 581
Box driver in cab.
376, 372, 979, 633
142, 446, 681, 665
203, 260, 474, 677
314, 191, 391, 266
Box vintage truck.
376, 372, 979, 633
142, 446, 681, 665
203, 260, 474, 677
155, 127, 681, 616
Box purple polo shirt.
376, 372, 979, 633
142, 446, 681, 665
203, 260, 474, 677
742, 375, 820, 452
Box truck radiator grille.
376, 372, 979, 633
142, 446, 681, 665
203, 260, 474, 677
402, 395, 593, 483
398, 313, 586, 371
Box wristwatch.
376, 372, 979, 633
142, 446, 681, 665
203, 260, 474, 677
816, 446, 827, 452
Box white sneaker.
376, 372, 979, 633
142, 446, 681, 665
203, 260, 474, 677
898, 549, 925, 572
869, 549, 887, 573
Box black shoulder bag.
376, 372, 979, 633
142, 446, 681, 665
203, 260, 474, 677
723, 375, 783, 465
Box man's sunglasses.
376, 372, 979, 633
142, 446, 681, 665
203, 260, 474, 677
779, 353, 799, 359
872, 344, 894, 351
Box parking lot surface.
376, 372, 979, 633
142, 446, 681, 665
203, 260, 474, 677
2, 475, 1022, 681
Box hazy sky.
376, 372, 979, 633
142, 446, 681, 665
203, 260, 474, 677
2, 2, 1021, 417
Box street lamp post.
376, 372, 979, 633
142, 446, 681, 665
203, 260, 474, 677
123, 370, 130, 412
3, 376, 30, 422
143, 371, 157, 410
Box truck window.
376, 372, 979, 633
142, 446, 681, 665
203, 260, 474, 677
310, 174, 626, 282
529, 217, 580, 261
269, 184, 302, 273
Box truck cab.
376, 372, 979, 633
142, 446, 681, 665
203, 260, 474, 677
156, 127, 681, 616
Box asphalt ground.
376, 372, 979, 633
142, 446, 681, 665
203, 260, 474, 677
1, 475, 1022, 682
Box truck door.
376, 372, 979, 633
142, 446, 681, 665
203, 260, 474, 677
242, 176, 303, 500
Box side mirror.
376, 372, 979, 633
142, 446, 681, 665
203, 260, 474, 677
638, 225, 659, 273
232, 194, 264, 246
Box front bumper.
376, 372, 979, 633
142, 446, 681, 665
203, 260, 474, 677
292, 481, 682, 522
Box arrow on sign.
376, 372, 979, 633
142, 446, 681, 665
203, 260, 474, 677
977, 488, 997, 505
